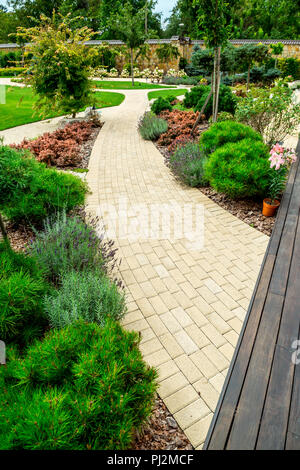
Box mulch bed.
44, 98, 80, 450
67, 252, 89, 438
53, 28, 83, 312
133, 397, 193, 450
200, 187, 275, 237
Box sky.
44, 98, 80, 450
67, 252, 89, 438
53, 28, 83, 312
155, 0, 177, 22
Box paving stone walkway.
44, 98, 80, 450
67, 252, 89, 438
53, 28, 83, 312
86, 89, 269, 449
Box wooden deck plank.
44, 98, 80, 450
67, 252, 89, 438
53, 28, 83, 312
204, 142, 300, 450
226, 292, 284, 450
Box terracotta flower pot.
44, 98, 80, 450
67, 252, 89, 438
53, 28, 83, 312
262, 198, 280, 217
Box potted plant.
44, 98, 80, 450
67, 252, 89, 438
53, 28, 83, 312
263, 143, 297, 216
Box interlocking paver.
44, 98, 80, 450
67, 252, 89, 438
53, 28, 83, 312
86, 88, 269, 449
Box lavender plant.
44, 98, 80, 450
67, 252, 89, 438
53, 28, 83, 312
28, 211, 120, 284
169, 141, 208, 187
43, 269, 127, 329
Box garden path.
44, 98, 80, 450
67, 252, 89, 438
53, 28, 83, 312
86, 90, 269, 449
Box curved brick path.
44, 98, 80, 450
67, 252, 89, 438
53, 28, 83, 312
86, 89, 269, 449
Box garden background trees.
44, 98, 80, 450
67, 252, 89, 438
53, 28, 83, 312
235, 43, 270, 89
109, 3, 147, 86
165, 0, 300, 40
15, 13, 96, 118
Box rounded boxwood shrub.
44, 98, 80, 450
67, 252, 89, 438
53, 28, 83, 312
204, 138, 271, 199
199, 121, 263, 156
194, 84, 237, 118
151, 96, 174, 115
0, 320, 157, 450
0, 243, 48, 346
184, 84, 237, 118
0, 146, 87, 225
183, 84, 208, 108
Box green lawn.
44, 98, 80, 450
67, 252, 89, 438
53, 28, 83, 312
94, 80, 176, 90
148, 89, 188, 100
0, 86, 125, 131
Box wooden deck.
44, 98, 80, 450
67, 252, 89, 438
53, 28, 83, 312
204, 140, 300, 450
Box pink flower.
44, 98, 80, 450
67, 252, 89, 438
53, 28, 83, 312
269, 143, 297, 170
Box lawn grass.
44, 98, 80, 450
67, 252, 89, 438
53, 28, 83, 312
94, 80, 176, 90
0, 86, 125, 131
148, 89, 188, 101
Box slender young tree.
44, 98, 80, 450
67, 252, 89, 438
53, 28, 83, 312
270, 42, 284, 68
109, 3, 147, 86
15, 12, 96, 118
195, 0, 228, 122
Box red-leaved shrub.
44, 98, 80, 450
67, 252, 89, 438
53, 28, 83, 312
11, 121, 98, 167
157, 110, 201, 150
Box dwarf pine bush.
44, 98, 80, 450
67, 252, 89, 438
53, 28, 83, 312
199, 121, 263, 156
0, 243, 48, 345
204, 138, 271, 199
0, 146, 87, 225
0, 321, 157, 450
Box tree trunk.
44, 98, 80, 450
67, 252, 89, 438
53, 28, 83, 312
130, 48, 134, 86
0, 213, 10, 249
191, 88, 213, 136
212, 46, 221, 123
145, 0, 148, 34
247, 64, 251, 91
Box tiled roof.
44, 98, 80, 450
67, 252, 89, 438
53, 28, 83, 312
1, 38, 300, 49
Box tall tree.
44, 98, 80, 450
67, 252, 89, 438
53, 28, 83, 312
164, 0, 300, 39
195, 0, 228, 122
99, 0, 162, 39
109, 3, 147, 85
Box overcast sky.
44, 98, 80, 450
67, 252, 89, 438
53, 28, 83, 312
0, 0, 178, 22
155, 0, 177, 22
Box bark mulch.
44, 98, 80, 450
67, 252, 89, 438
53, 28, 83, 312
133, 397, 193, 451
200, 187, 275, 237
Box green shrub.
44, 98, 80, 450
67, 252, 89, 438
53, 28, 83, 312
183, 84, 237, 118
0, 243, 48, 345
151, 96, 174, 114
169, 142, 208, 187
183, 84, 209, 108
0, 146, 87, 225
204, 138, 271, 199
43, 269, 126, 329
199, 121, 263, 156
0, 67, 26, 77
0, 321, 157, 450
195, 85, 237, 118
29, 211, 118, 283
235, 79, 300, 145
138, 112, 168, 141
215, 111, 235, 122
277, 57, 300, 80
